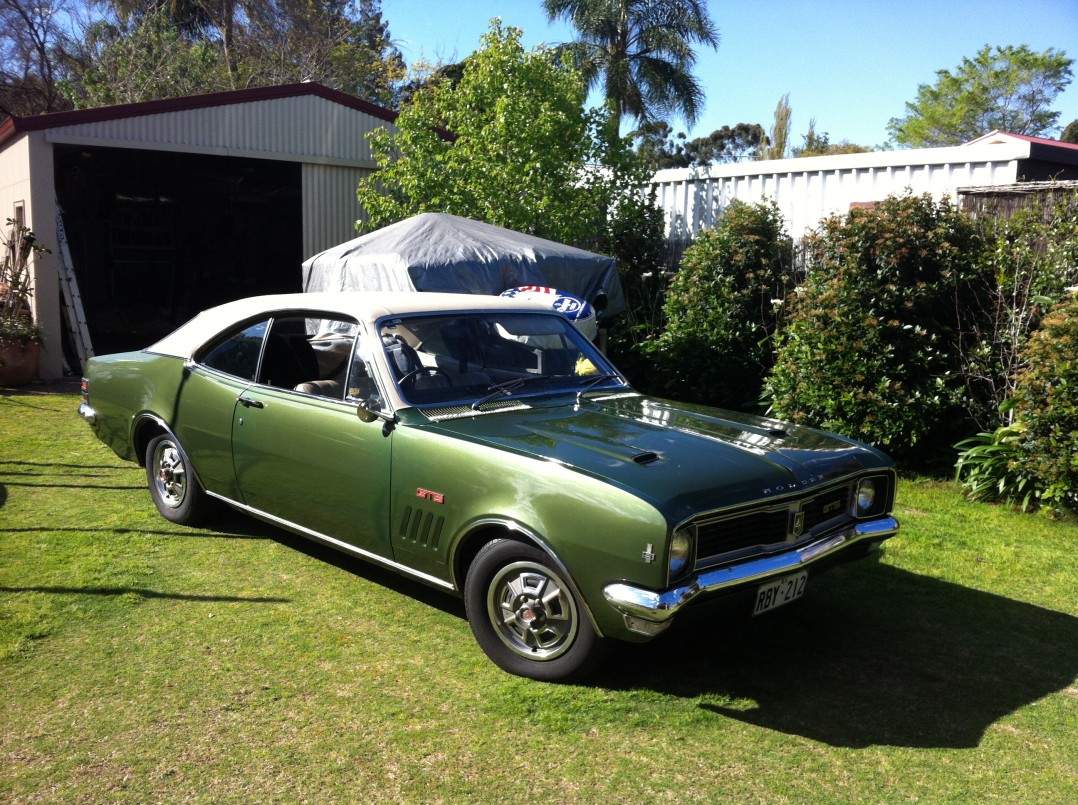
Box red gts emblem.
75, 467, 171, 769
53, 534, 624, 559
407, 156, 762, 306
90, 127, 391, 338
417, 488, 445, 504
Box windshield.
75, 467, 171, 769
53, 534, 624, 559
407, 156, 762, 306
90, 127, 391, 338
378, 310, 625, 408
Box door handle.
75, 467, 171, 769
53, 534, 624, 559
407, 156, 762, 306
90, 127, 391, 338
238, 396, 264, 409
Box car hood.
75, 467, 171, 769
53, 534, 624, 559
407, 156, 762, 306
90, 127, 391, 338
424, 393, 893, 523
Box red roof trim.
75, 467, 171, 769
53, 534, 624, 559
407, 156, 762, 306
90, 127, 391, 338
0, 82, 396, 147
985, 131, 1078, 152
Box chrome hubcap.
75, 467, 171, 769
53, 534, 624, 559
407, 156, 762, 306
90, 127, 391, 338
487, 561, 578, 661
154, 442, 187, 508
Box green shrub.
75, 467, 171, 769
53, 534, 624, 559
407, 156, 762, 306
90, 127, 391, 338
639, 200, 794, 409
964, 195, 1078, 426
1009, 292, 1078, 511
954, 417, 1038, 511
767, 193, 992, 465
601, 191, 668, 378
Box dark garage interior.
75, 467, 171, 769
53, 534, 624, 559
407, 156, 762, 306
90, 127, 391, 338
54, 144, 303, 357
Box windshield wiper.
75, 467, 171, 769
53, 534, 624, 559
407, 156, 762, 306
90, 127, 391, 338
575, 373, 622, 403
471, 375, 550, 410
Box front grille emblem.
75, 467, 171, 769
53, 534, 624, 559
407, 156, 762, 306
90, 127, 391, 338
790, 510, 805, 538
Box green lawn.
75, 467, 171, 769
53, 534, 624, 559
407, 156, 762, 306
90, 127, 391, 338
2, 387, 1076, 803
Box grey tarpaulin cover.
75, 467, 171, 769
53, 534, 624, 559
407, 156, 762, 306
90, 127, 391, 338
301, 212, 624, 317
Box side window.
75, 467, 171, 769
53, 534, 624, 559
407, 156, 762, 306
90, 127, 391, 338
200, 320, 268, 380
266, 315, 359, 399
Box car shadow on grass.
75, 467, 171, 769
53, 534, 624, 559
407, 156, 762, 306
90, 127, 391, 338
259, 522, 469, 621
181, 515, 1078, 750
602, 558, 1078, 749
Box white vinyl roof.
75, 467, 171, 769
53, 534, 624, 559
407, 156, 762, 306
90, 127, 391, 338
146, 291, 552, 359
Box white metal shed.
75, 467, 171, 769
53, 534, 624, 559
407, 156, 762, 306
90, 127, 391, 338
0, 83, 398, 379
649, 131, 1078, 240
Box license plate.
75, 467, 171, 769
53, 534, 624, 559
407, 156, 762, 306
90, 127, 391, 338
753, 571, 808, 616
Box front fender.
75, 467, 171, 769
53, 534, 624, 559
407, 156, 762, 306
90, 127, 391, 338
389, 424, 671, 635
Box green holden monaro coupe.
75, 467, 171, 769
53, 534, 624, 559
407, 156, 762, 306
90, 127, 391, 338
79, 291, 899, 681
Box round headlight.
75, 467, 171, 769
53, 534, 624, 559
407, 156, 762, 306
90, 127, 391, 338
856, 479, 877, 516
669, 529, 693, 577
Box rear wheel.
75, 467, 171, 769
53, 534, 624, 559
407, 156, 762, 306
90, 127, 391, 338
145, 434, 212, 525
465, 539, 607, 682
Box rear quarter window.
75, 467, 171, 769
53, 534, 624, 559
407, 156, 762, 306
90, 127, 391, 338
199, 320, 268, 380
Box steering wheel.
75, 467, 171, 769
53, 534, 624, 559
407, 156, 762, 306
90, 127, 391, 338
400, 366, 452, 390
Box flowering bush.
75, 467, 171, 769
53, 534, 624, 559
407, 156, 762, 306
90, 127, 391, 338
767, 194, 992, 465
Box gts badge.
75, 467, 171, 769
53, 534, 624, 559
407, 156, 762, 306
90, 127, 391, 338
417, 488, 445, 504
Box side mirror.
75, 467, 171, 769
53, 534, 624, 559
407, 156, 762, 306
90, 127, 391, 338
357, 400, 379, 423
356, 399, 397, 434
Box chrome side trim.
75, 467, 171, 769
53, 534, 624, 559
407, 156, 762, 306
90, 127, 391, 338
206, 492, 455, 591
603, 516, 899, 624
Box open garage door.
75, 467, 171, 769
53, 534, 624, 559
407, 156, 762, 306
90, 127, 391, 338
55, 145, 303, 355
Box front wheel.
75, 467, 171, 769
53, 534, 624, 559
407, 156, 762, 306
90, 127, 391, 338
145, 433, 212, 525
464, 539, 607, 682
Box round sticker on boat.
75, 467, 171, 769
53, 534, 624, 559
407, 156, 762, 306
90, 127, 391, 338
500, 286, 598, 339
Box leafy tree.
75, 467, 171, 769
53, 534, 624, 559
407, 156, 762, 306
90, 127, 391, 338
631, 121, 765, 169
791, 118, 872, 157
105, 0, 214, 35
629, 120, 690, 169
356, 21, 653, 248
757, 93, 791, 159
0, 0, 73, 118
231, 0, 404, 105
62, 5, 221, 108
685, 123, 765, 164
398, 57, 466, 106
1062, 119, 1078, 143
55, 1, 406, 109
542, 0, 719, 126
888, 44, 1074, 146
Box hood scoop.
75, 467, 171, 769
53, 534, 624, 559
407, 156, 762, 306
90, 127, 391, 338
632, 451, 662, 465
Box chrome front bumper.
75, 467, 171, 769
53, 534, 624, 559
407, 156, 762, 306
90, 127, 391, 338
603, 516, 899, 633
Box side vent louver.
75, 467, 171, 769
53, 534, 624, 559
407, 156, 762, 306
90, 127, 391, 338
399, 506, 444, 550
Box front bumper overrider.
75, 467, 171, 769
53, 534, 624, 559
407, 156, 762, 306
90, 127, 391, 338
603, 516, 899, 635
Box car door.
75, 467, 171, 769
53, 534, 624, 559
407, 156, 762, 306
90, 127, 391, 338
172, 318, 267, 502
230, 315, 394, 559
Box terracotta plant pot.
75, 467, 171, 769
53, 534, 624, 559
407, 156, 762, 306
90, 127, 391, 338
0, 337, 41, 386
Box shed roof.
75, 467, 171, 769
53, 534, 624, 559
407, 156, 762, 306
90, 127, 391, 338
0, 83, 397, 168
0, 83, 395, 145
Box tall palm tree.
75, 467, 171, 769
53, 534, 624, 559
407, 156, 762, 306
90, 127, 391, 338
543, 0, 719, 126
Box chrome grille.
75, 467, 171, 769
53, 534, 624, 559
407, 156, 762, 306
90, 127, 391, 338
695, 483, 852, 566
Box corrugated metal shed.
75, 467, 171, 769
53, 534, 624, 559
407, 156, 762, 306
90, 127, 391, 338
0, 83, 398, 379
650, 132, 1078, 240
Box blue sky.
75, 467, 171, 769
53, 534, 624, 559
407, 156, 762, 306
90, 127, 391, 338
381, 0, 1078, 148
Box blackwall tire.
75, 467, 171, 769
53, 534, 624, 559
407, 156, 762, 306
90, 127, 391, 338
145, 434, 211, 526
464, 539, 607, 682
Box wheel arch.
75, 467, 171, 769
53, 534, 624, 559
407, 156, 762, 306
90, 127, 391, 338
452, 518, 606, 638
132, 414, 170, 468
